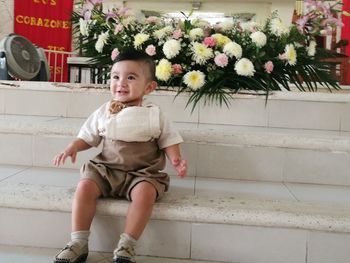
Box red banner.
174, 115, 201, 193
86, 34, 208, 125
342, 0, 350, 84
14, 0, 74, 82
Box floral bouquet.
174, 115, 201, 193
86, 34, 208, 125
72, 0, 343, 109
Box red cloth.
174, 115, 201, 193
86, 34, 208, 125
14, 0, 74, 82
341, 0, 350, 84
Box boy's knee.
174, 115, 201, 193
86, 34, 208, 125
75, 179, 101, 198
130, 181, 157, 204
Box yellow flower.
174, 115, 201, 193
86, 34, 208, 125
192, 42, 213, 65
156, 59, 172, 81
211, 33, 231, 47
183, 70, 205, 90
134, 33, 149, 49
285, 44, 297, 65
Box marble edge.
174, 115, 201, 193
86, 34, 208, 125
1, 81, 350, 102
1, 183, 350, 233
1, 115, 350, 151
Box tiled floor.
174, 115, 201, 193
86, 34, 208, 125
0, 245, 222, 263
1, 164, 350, 207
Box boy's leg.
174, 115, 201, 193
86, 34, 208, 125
113, 181, 157, 263
54, 179, 102, 263
72, 179, 102, 231
125, 181, 157, 239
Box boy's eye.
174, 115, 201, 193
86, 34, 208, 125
128, 75, 136, 80
113, 75, 119, 80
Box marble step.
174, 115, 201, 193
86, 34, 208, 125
1, 80, 350, 131
1, 114, 350, 185
1, 165, 350, 263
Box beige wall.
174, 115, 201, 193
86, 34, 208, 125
0, 0, 14, 40
103, 0, 295, 25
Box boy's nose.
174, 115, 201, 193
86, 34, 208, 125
118, 78, 127, 86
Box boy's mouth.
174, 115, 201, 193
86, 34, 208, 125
117, 90, 129, 95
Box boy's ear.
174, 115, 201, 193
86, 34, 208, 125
145, 80, 157, 94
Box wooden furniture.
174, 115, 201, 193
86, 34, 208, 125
320, 34, 349, 85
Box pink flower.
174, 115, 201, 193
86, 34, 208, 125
114, 24, 123, 34
146, 16, 159, 24
89, 0, 103, 5
111, 48, 120, 61
172, 29, 183, 40
296, 16, 309, 32
172, 64, 183, 74
118, 7, 131, 17
145, 45, 156, 56
214, 53, 228, 68
83, 9, 92, 20
264, 61, 274, 73
203, 37, 217, 47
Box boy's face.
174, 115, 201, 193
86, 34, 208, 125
110, 60, 157, 105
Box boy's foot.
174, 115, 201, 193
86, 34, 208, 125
113, 233, 136, 263
53, 240, 88, 263
112, 257, 135, 263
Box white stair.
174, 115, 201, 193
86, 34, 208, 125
1, 80, 350, 263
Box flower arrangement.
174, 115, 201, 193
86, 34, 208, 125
72, 0, 345, 109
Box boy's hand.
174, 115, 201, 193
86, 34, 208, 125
53, 144, 77, 167
172, 157, 187, 178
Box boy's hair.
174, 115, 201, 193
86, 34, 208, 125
113, 50, 156, 80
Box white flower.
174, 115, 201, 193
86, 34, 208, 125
223, 42, 242, 59
95, 31, 109, 53
307, 41, 317, 56
285, 44, 297, 65
189, 28, 204, 40
270, 18, 289, 36
79, 18, 89, 36
192, 42, 214, 65
250, 31, 267, 48
218, 22, 234, 32
155, 59, 172, 81
183, 70, 206, 90
163, 39, 181, 59
133, 33, 149, 49
154, 26, 173, 39
235, 58, 255, 76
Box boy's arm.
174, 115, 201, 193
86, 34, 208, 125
164, 144, 187, 178
53, 138, 92, 166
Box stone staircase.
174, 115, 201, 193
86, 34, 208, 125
1, 80, 350, 263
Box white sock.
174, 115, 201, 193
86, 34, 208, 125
114, 233, 136, 261
71, 230, 90, 246
121, 233, 136, 243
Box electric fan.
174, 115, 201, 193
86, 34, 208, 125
0, 34, 50, 81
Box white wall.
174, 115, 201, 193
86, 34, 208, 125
0, 0, 14, 40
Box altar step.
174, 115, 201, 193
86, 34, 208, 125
1, 80, 350, 132
1, 164, 350, 263
0, 114, 350, 186
1, 81, 350, 262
